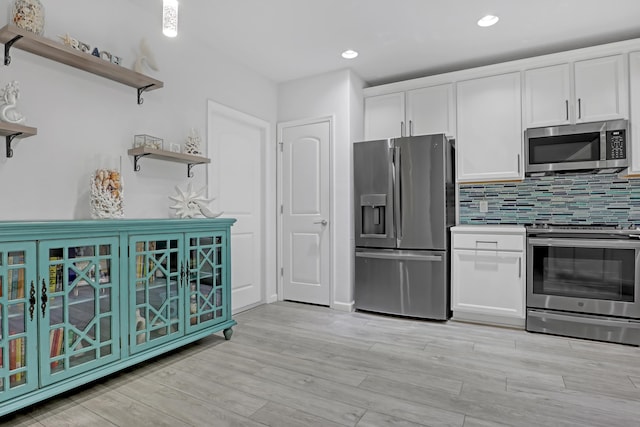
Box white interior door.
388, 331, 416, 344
208, 101, 268, 312
280, 119, 331, 305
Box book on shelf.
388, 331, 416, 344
8, 336, 25, 383
49, 257, 63, 292
7, 268, 25, 300
49, 328, 64, 370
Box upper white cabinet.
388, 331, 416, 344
456, 72, 522, 183
524, 63, 571, 127
364, 92, 405, 140
364, 83, 455, 140
574, 55, 628, 123
524, 55, 627, 128
629, 51, 640, 174
405, 84, 456, 138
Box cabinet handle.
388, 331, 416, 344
517, 154, 520, 174
29, 280, 36, 321
41, 278, 48, 318
578, 98, 582, 119
518, 258, 522, 278
180, 261, 185, 287
565, 100, 569, 121
400, 121, 405, 137
409, 120, 413, 137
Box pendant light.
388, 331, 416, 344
162, 0, 178, 37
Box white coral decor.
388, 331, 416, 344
184, 128, 202, 156
90, 169, 123, 219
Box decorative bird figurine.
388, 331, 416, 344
133, 38, 159, 74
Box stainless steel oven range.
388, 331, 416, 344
526, 224, 640, 345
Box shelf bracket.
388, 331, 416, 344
5, 132, 22, 158
132, 153, 150, 171
4, 35, 23, 66
187, 163, 196, 178
137, 84, 155, 105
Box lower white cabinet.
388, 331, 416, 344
451, 225, 526, 327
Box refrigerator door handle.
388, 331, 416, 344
394, 145, 402, 241
355, 251, 443, 262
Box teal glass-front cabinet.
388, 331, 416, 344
0, 218, 236, 417
129, 234, 184, 353
0, 243, 38, 402
38, 237, 120, 385
186, 231, 229, 334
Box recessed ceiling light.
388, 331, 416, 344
477, 15, 499, 27
341, 49, 358, 59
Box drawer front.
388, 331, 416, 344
453, 232, 524, 251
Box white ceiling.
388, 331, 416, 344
144, 0, 640, 86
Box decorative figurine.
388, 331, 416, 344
0, 80, 26, 124
169, 183, 222, 219
184, 128, 202, 156
133, 38, 159, 74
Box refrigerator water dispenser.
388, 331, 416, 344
360, 194, 387, 237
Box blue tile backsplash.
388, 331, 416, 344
458, 173, 640, 226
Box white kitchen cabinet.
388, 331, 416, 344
523, 55, 627, 128
456, 72, 522, 183
574, 55, 627, 123
524, 63, 571, 127
629, 51, 640, 175
364, 83, 455, 140
451, 225, 526, 327
405, 84, 455, 138
364, 92, 405, 140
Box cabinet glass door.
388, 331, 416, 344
186, 232, 227, 333
0, 243, 38, 402
129, 235, 183, 353
38, 238, 120, 386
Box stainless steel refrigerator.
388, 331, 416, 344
353, 134, 455, 319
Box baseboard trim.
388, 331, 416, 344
332, 300, 354, 312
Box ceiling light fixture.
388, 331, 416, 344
341, 49, 359, 59
477, 15, 499, 27
162, 0, 179, 37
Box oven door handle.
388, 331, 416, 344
528, 237, 640, 249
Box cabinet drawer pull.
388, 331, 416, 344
41, 278, 48, 318
29, 280, 36, 321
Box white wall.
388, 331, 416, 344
0, 0, 277, 220
278, 69, 365, 311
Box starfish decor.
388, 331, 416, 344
169, 183, 222, 218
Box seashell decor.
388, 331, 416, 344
12, 0, 45, 35
90, 169, 123, 219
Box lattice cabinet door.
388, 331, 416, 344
0, 242, 38, 402
38, 238, 120, 386
129, 234, 184, 353
185, 231, 229, 334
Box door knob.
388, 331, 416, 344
314, 219, 328, 226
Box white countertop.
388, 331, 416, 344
451, 224, 526, 234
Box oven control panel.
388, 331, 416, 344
606, 129, 626, 160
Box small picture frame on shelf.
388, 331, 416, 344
169, 143, 181, 153
134, 134, 163, 150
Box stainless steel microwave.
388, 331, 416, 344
524, 119, 628, 175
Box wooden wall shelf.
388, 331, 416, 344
0, 121, 37, 158
0, 25, 163, 104
128, 147, 211, 177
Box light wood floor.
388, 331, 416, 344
3, 301, 640, 426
